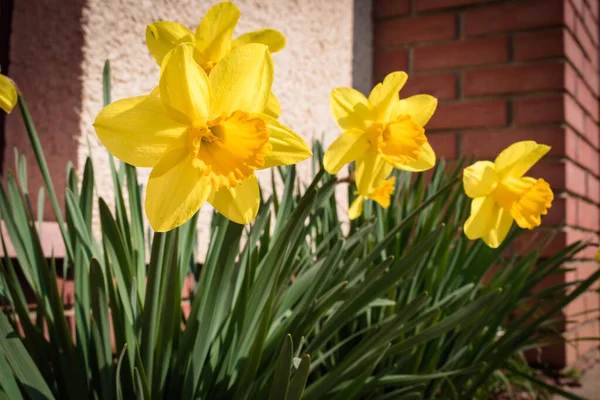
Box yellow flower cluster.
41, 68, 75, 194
87, 1, 553, 245
324, 72, 553, 248
93, 2, 311, 232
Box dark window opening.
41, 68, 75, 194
0, 0, 14, 171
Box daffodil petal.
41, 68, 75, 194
145, 147, 212, 232
160, 43, 211, 123
259, 114, 312, 169
93, 93, 187, 168
482, 207, 513, 249
0, 74, 17, 114
398, 94, 438, 127
463, 160, 498, 198
209, 43, 273, 116
394, 142, 436, 172
348, 196, 364, 220
264, 92, 281, 118
146, 21, 195, 66
209, 174, 260, 224
323, 129, 370, 174
370, 71, 408, 121
232, 29, 286, 53
356, 149, 393, 194
494, 141, 551, 178
464, 196, 496, 241
330, 87, 370, 130
195, 1, 240, 63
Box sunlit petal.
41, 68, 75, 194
397, 94, 437, 127
464, 196, 497, 240
159, 44, 211, 123
0, 74, 17, 114
324, 129, 370, 174
145, 147, 212, 232
348, 196, 364, 220
232, 28, 286, 53
259, 114, 312, 169
463, 160, 498, 198
209, 174, 260, 224
93, 92, 187, 168
146, 21, 195, 66
370, 71, 408, 122
355, 148, 393, 194
209, 44, 273, 116
330, 87, 370, 130
494, 141, 550, 178
395, 142, 436, 172
482, 207, 513, 248
195, 1, 240, 64
264, 92, 281, 118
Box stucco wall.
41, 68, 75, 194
5, 0, 371, 259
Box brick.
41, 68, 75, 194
565, 0, 577, 32
427, 99, 506, 130
413, 37, 507, 71
566, 161, 587, 196
583, 115, 600, 148
530, 160, 566, 191
373, 0, 410, 19
461, 127, 566, 159
543, 196, 565, 226
577, 139, 599, 174
578, 199, 600, 230
464, 0, 563, 36
514, 95, 565, 125
513, 29, 565, 61
574, 17, 597, 65
565, 30, 586, 74
374, 14, 456, 47
583, 59, 599, 96
374, 48, 408, 80
427, 132, 456, 159
567, 196, 578, 226
565, 95, 586, 134
415, 0, 496, 12
567, 230, 599, 259
587, 0, 599, 19
565, 63, 578, 95
586, 172, 600, 203
514, 230, 567, 258
566, 127, 578, 159
464, 63, 564, 96
582, 3, 599, 44
402, 73, 457, 99
575, 77, 599, 121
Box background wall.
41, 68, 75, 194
4, 0, 372, 259
372, 0, 600, 367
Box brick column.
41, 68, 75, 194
373, 0, 600, 367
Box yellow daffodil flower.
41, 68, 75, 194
324, 71, 437, 194
0, 67, 17, 113
462, 141, 554, 248
93, 43, 311, 231
145, 1, 285, 117
348, 176, 395, 220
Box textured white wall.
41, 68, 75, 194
6, 0, 371, 260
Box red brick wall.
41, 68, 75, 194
373, 0, 600, 367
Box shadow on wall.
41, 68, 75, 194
352, 0, 373, 95
3, 0, 85, 221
